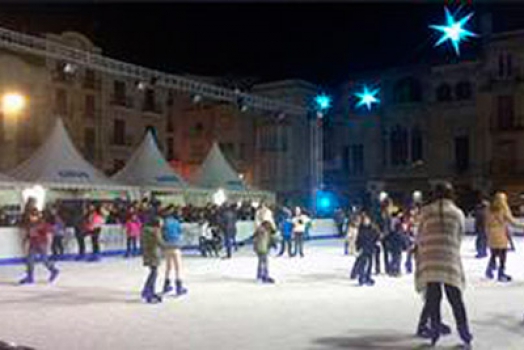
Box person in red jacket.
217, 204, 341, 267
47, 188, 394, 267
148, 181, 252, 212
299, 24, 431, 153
19, 205, 59, 285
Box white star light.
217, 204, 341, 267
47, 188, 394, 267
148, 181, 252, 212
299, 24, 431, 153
430, 7, 477, 56
355, 85, 380, 111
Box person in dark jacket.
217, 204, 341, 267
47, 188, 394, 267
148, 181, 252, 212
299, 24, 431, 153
277, 207, 294, 257
140, 216, 163, 304
474, 193, 489, 259
354, 212, 380, 286
220, 203, 238, 259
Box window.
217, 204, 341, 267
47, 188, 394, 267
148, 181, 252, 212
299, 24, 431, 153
239, 143, 247, 161
220, 142, 235, 159
455, 136, 470, 173
113, 119, 126, 145
113, 81, 126, 102
55, 88, 67, 115
497, 95, 515, 130
84, 128, 95, 160
85, 95, 95, 118
455, 81, 472, 100
498, 54, 505, 78
394, 77, 422, 103
342, 146, 350, 171
436, 83, 452, 102
84, 69, 96, 89
390, 126, 408, 166
144, 88, 156, 112
350, 144, 364, 175
411, 127, 423, 162
167, 137, 174, 160
190, 122, 204, 138
167, 116, 174, 133
507, 54, 513, 77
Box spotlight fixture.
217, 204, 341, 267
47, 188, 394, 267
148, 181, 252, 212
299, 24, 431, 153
63, 63, 76, 74
136, 81, 146, 91
192, 94, 203, 103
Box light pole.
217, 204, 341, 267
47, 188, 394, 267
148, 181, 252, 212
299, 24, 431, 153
311, 93, 331, 215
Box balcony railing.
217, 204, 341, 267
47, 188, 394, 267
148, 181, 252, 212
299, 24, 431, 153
142, 102, 162, 114
110, 94, 134, 108
82, 77, 102, 90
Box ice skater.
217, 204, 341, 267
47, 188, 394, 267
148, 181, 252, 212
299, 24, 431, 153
253, 221, 277, 283
277, 207, 294, 257
140, 216, 163, 304
19, 203, 60, 285
415, 182, 472, 347
351, 212, 379, 286
344, 214, 360, 256
292, 207, 310, 258
161, 206, 188, 296
124, 212, 142, 258
485, 192, 524, 282
473, 193, 489, 258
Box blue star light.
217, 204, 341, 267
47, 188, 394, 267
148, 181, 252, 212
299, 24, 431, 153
315, 94, 332, 111
355, 85, 380, 111
430, 7, 477, 56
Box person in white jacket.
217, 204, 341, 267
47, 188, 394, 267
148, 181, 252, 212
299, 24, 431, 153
292, 207, 311, 258
255, 202, 275, 230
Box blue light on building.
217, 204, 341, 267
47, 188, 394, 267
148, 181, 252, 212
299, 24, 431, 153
429, 7, 477, 56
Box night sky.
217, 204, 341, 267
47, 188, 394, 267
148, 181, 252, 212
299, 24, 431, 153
1, 2, 524, 87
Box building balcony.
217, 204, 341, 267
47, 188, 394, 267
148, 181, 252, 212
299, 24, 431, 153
82, 78, 102, 90
110, 95, 134, 108
83, 108, 101, 120
51, 70, 74, 84
142, 102, 163, 114
109, 134, 134, 147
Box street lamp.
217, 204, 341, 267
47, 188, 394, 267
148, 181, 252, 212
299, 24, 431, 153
2, 92, 27, 142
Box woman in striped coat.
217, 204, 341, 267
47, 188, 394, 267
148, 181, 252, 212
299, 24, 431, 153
415, 182, 472, 347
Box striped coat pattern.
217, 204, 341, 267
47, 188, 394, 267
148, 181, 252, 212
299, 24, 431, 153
415, 199, 466, 293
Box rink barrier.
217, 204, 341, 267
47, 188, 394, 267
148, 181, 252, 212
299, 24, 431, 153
0, 219, 340, 265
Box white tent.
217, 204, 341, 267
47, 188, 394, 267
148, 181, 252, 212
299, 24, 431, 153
8, 118, 129, 191
113, 131, 187, 191
193, 142, 246, 191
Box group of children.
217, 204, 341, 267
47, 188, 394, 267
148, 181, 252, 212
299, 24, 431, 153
346, 201, 418, 286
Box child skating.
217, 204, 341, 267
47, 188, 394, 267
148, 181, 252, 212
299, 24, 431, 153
161, 206, 188, 296
253, 221, 277, 283
19, 206, 60, 285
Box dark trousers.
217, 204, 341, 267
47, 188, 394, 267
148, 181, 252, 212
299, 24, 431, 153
294, 232, 305, 257
373, 244, 381, 274
278, 237, 293, 257
382, 240, 391, 274
357, 252, 373, 283
91, 228, 101, 256
51, 236, 65, 258
475, 230, 487, 257
405, 250, 414, 273
389, 250, 402, 275
75, 228, 85, 257
26, 244, 56, 277
487, 248, 507, 273
257, 253, 269, 279
199, 237, 219, 257
126, 237, 139, 256
224, 233, 233, 258
142, 266, 158, 297
425, 282, 470, 336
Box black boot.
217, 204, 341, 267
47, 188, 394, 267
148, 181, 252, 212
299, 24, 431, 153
163, 279, 173, 293
498, 268, 512, 283
458, 326, 473, 346
175, 279, 188, 296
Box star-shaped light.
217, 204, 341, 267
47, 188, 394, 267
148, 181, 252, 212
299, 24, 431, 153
355, 85, 380, 110
430, 7, 477, 56
315, 94, 332, 111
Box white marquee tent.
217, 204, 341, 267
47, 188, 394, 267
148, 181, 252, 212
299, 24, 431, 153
8, 118, 130, 192
113, 131, 187, 191
193, 142, 246, 191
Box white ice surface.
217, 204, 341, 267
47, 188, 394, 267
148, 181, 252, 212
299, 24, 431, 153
1, 237, 524, 350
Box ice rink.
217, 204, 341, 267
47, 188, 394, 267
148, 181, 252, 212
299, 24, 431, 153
1, 236, 524, 350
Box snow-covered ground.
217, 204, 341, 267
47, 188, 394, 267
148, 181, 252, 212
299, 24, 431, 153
0, 236, 523, 350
